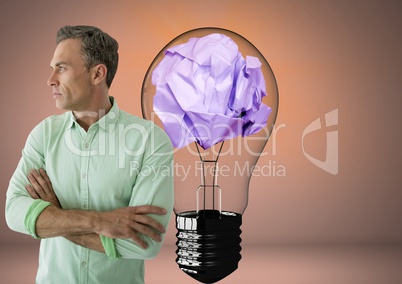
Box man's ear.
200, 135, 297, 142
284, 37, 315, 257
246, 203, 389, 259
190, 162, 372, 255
92, 64, 107, 86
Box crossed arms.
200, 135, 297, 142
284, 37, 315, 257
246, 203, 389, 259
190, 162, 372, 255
27, 169, 166, 253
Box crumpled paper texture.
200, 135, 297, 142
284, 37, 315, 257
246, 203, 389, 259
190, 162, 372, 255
152, 33, 272, 149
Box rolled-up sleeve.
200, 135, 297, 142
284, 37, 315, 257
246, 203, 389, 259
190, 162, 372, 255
5, 122, 49, 237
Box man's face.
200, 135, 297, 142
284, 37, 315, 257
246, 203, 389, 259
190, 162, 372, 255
47, 38, 94, 111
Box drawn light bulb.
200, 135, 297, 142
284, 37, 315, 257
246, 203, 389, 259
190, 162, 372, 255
141, 27, 278, 283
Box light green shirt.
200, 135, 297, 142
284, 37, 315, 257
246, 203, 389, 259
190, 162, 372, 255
5, 97, 174, 284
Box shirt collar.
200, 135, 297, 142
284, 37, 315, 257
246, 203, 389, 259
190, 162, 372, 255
67, 112, 75, 130
66, 96, 119, 132
99, 96, 119, 132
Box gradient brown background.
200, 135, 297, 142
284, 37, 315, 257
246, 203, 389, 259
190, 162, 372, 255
1, 0, 401, 283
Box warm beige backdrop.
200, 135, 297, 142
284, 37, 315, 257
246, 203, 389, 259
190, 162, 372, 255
1, 0, 401, 249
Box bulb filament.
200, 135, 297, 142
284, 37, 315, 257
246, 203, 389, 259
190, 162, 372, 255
195, 141, 224, 216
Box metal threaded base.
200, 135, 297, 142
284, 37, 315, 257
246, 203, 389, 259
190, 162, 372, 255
175, 210, 242, 283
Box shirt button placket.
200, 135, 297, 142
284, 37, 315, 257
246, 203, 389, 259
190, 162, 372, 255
79, 248, 89, 284
80, 139, 90, 211
79, 138, 90, 284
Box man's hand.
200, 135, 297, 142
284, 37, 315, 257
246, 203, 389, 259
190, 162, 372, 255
27, 169, 61, 208
26, 168, 167, 249
93, 205, 167, 249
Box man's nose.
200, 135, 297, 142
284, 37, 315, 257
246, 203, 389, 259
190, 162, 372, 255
47, 70, 58, 87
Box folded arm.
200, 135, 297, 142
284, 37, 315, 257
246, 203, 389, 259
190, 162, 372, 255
26, 169, 167, 253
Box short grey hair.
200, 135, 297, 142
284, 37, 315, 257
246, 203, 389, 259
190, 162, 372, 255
56, 25, 119, 88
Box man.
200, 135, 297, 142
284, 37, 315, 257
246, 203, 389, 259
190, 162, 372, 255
5, 25, 174, 284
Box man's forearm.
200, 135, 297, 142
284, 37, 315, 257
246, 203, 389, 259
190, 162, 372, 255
36, 206, 105, 252
35, 206, 105, 253
35, 204, 167, 250
35, 205, 98, 238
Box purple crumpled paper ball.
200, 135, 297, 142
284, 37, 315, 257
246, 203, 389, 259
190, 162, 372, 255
152, 33, 272, 149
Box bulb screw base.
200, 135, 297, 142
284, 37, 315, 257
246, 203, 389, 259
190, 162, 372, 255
175, 210, 242, 283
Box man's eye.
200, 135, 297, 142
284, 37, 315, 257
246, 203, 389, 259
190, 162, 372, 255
59, 66, 66, 71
